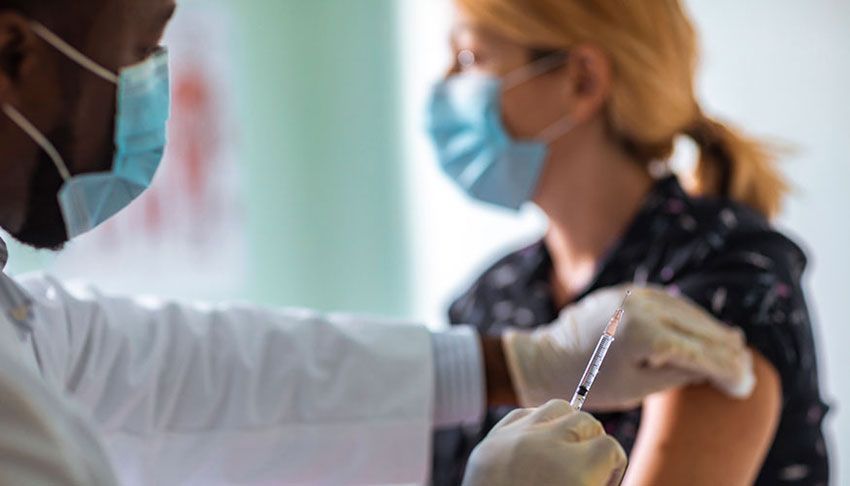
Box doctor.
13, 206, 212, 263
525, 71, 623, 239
0, 0, 755, 484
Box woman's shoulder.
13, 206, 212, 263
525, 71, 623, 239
682, 194, 808, 280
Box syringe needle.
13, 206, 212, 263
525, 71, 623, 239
619, 290, 632, 309
605, 290, 631, 337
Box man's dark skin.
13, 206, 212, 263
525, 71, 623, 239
0, 0, 516, 418
0, 0, 174, 247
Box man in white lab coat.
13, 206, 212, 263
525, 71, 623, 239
0, 0, 755, 484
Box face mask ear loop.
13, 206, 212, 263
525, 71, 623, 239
502, 52, 569, 91
30, 22, 118, 85
2, 104, 72, 181
500, 52, 575, 144
538, 116, 575, 145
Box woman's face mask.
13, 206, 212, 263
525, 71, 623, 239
2, 22, 170, 240
426, 52, 573, 211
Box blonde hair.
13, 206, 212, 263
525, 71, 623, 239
457, 0, 788, 218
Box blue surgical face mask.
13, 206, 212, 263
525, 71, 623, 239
426, 53, 573, 210
2, 22, 170, 239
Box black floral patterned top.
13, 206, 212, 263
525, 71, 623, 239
432, 176, 829, 486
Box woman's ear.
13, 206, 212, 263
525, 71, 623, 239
0, 13, 39, 101
562, 44, 613, 125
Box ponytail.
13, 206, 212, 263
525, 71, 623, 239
685, 114, 788, 219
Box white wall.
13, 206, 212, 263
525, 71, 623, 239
399, 1, 850, 482
398, 1, 548, 330
690, 2, 850, 480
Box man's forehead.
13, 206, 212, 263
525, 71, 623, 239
149, 0, 177, 34
152, 0, 177, 23
108, 0, 176, 23
90, 0, 176, 44
47, 0, 176, 71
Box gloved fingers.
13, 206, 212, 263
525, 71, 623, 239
645, 330, 756, 398
583, 366, 698, 412
551, 410, 605, 442
502, 330, 547, 408
496, 407, 534, 428
708, 345, 756, 398
646, 323, 738, 369
606, 461, 628, 486
661, 309, 745, 348
580, 435, 628, 483
529, 399, 575, 423
631, 288, 745, 346
639, 364, 703, 388
503, 328, 587, 408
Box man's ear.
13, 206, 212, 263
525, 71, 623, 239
0, 12, 38, 100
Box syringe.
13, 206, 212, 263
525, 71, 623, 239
569, 291, 631, 411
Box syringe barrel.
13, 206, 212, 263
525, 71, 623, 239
570, 333, 615, 410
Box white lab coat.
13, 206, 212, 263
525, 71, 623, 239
1, 274, 434, 485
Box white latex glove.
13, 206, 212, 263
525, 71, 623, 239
503, 285, 755, 411
463, 400, 627, 486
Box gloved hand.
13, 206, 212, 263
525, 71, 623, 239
463, 399, 627, 486
503, 285, 755, 411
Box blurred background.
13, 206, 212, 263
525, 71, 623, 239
3, 0, 848, 481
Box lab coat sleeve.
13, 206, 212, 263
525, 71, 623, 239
21, 274, 435, 486
0, 319, 119, 486
431, 326, 486, 428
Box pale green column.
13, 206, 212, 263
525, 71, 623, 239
224, 0, 412, 316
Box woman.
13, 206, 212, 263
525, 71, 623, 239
426, 0, 829, 485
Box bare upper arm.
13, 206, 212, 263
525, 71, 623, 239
623, 349, 782, 486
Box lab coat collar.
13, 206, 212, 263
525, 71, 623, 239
0, 236, 34, 330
